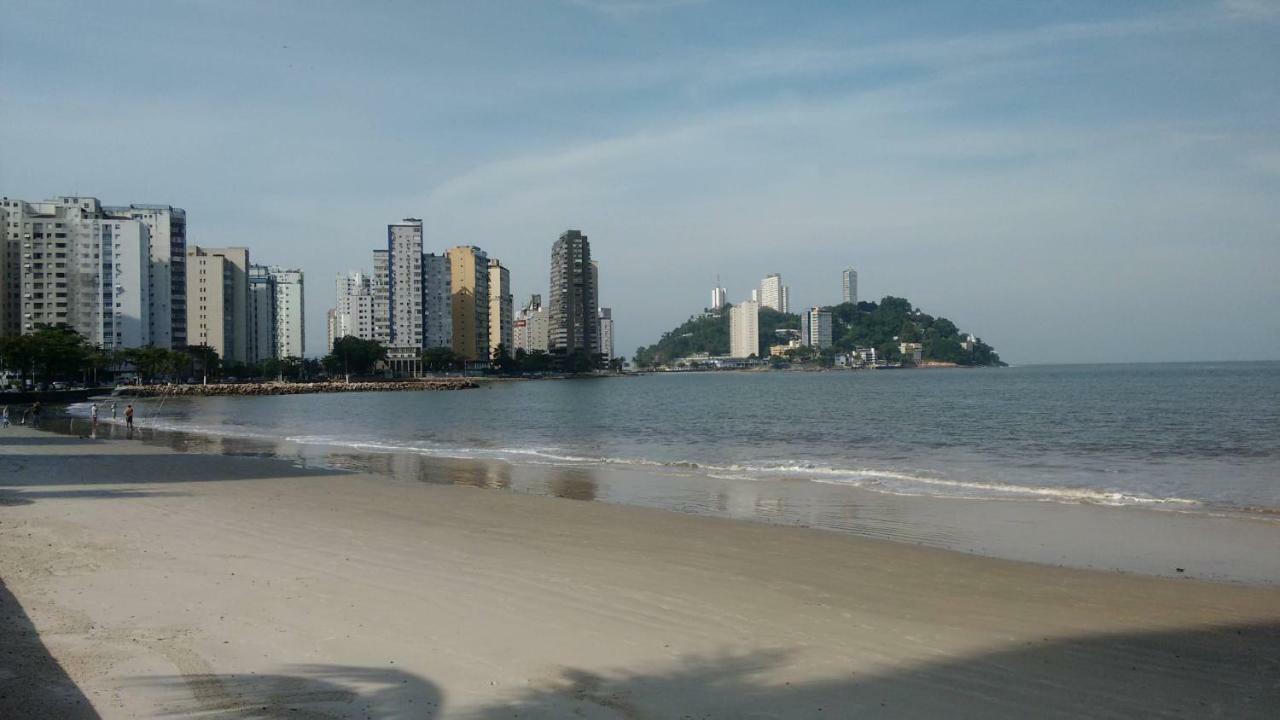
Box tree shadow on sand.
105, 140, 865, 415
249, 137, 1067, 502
132, 622, 1279, 719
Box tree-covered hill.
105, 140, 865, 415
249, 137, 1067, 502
633, 296, 1003, 367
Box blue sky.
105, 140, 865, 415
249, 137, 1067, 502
2, 0, 1277, 362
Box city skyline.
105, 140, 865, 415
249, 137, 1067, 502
3, 2, 1278, 363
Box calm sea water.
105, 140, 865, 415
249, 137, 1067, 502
74, 363, 1280, 517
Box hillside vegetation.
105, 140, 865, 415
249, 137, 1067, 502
633, 296, 1003, 367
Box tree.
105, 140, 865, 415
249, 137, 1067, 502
323, 336, 387, 377
490, 344, 518, 374
185, 344, 221, 384
422, 347, 462, 372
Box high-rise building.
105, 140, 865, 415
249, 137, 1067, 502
760, 273, 789, 313
514, 294, 548, 353
729, 300, 759, 358
270, 267, 305, 358
711, 284, 727, 311
329, 271, 374, 351
186, 246, 250, 364
1, 197, 152, 349
487, 258, 513, 358
447, 245, 490, 362
105, 204, 187, 348
373, 219, 424, 350
598, 307, 614, 361
423, 252, 451, 349
248, 265, 277, 363
801, 306, 833, 349
548, 230, 598, 358
842, 268, 858, 305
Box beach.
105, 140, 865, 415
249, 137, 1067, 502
2, 424, 1278, 718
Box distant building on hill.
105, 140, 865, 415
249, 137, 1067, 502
801, 307, 833, 349
729, 299, 759, 358
711, 282, 727, 311
842, 268, 858, 305
759, 273, 789, 313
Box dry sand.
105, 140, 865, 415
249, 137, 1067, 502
2, 425, 1278, 718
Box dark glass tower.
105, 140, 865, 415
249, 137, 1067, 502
548, 229, 598, 359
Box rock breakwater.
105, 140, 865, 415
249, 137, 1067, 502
115, 379, 477, 397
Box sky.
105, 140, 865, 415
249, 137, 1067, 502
1, 0, 1277, 364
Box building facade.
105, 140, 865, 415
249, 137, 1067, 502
598, 307, 614, 361
711, 285, 727, 311
423, 252, 451, 349
248, 265, 277, 363
270, 267, 304, 358
106, 204, 187, 348
329, 271, 374, 351
729, 299, 759, 358
487, 258, 512, 358
548, 230, 598, 358
186, 246, 250, 364
447, 246, 490, 362
514, 294, 548, 353
374, 219, 424, 350
842, 268, 858, 305
801, 306, 833, 349
760, 273, 789, 314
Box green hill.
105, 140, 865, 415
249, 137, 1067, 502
633, 296, 1003, 367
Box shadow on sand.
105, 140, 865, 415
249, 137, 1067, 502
0, 579, 99, 719
124, 622, 1279, 719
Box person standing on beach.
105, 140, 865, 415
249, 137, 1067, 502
90, 403, 99, 427
111, 401, 118, 419
30, 401, 41, 429
125, 404, 134, 430
1, 405, 9, 428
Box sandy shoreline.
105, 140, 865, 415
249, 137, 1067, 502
3, 426, 1279, 718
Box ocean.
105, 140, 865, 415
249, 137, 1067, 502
72, 362, 1280, 519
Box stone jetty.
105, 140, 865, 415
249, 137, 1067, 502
115, 379, 477, 397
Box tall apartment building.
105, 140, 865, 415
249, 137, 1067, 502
488, 258, 512, 358
514, 294, 548, 353
270, 267, 305, 358
105, 204, 187, 348
248, 265, 277, 363
729, 299, 760, 358
423, 252, 451, 349
598, 307, 614, 361
842, 268, 858, 305
329, 271, 374, 351
759, 273, 789, 314
548, 230, 598, 357
446, 246, 490, 362
373, 219, 424, 350
186, 246, 250, 364
0, 197, 151, 349
801, 306, 833, 349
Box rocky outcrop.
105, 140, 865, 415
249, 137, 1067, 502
115, 379, 477, 397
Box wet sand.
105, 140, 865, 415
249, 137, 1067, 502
2, 426, 1278, 718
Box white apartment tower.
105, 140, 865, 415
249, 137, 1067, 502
106, 204, 187, 348
760, 274, 789, 314
514, 294, 549, 353
729, 299, 759, 358
270, 267, 305, 358
842, 268, 858, 305
488, 258, 513, 358
0, 197, 151, 349
711, 284, 727, 311
801, 306, 833, 350
329, 271, 374, 351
